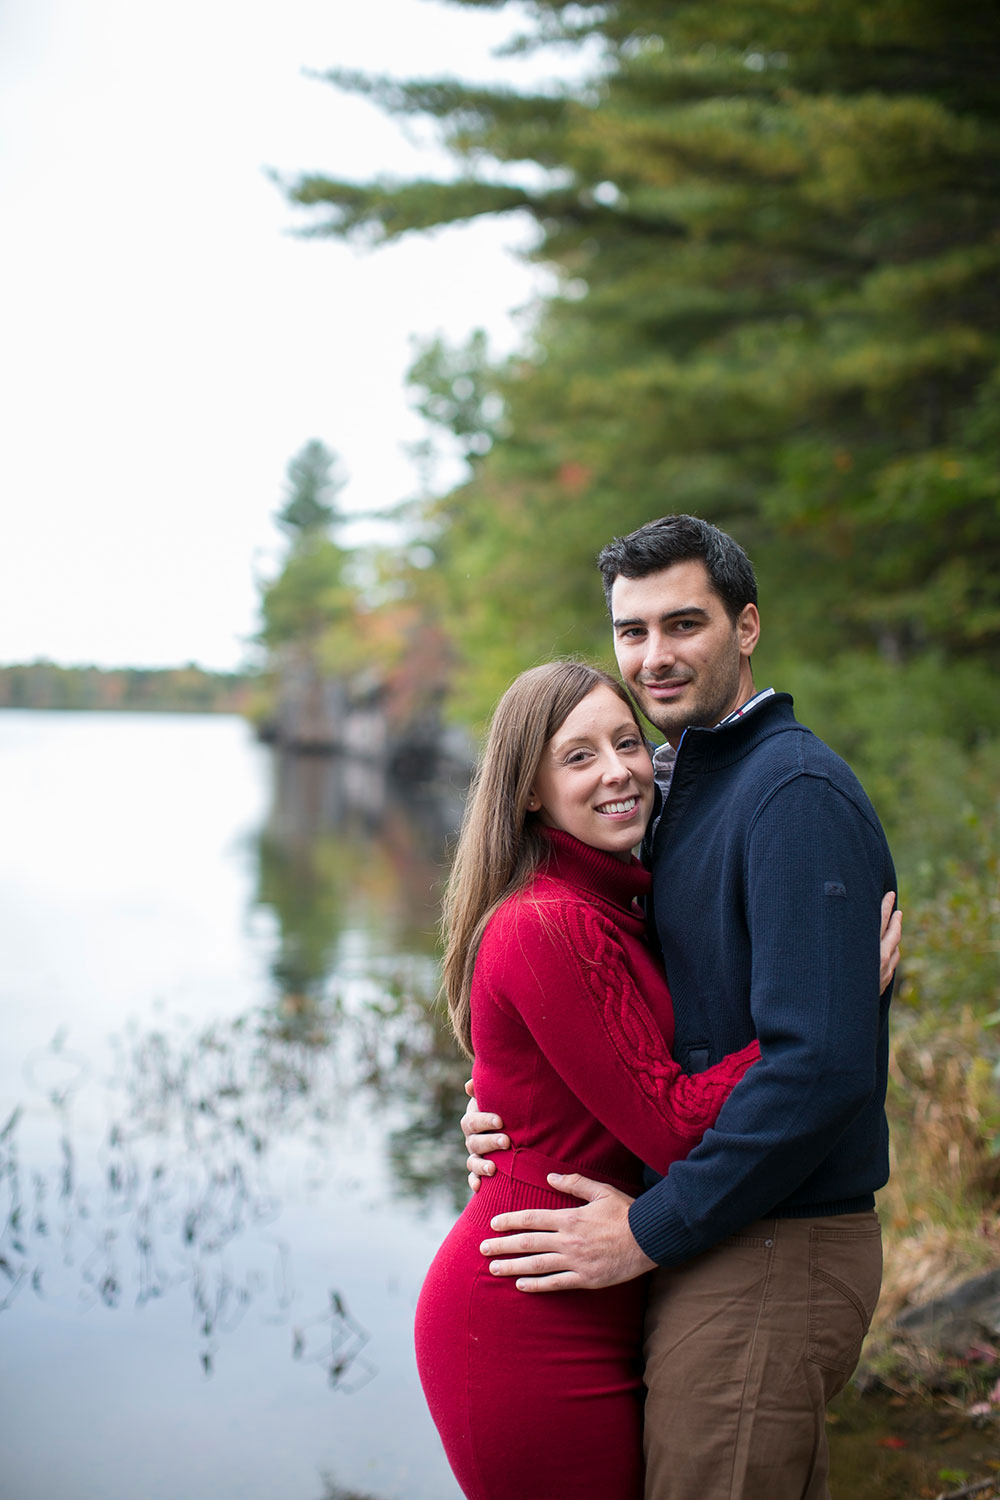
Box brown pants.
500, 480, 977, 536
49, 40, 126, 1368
642, 1212, 883, 1500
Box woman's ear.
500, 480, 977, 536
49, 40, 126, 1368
526, 791, 541, 812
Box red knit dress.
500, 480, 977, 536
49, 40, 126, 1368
415, 828, 759, 1500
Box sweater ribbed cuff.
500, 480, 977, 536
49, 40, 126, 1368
627, 1190, 694, 1268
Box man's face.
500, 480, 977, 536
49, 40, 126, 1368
610, 560, 760, 746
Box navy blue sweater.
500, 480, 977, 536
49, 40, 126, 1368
628, 693, 895, 1268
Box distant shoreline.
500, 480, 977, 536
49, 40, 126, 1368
0, 662, 255, 716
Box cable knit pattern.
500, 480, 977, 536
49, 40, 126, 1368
470, 826, 759, 1189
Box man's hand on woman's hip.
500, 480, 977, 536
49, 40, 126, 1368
478, 1172, 656, 1292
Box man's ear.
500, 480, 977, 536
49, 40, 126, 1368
738, 604, 761, 658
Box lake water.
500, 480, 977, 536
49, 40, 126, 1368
2, 712, 994, 1500
0, 711, 469, 1500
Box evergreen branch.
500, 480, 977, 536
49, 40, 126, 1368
309, 68, 572, 127
276, 175, 535, 241
276, 171, 690, 245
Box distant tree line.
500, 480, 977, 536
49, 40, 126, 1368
0, 661, 252, 714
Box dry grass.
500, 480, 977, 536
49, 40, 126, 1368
882, 1005, 1000, 1238
866, 991, 1000, 1386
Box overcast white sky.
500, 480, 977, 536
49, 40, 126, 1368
1, 0, 579, 670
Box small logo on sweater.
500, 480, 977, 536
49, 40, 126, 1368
824, 881, 847, 898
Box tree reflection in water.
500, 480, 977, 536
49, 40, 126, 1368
0, 747, 470, 1393
254, 747, 471, 1214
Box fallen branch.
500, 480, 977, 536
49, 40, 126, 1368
935, 1476, 1000, 1500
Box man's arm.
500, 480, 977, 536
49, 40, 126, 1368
628, 779, 893, 1267
466, 891, 899, 1187
464, 889, 762, 1233
477, 799, 898, 1291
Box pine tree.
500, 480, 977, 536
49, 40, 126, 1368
281, 0, 1000, 723
260, 440, 355, 656
276, 439, 345, 539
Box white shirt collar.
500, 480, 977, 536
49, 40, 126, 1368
651, 687, 776, 801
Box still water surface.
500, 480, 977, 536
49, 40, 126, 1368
2, 712, 993, 1500
0, 711, 468, 1500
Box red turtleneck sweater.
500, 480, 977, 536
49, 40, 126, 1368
470, 826, 758, 1197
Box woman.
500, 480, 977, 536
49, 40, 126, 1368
415, 661, 762, 1500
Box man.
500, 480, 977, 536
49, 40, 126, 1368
464, 515, 899, 1500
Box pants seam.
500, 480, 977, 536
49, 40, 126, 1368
725, 1230, 776, 1499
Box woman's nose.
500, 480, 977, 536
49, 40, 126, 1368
602, 754, 630, 783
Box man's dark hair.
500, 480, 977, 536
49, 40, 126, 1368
597, 514, 758, 622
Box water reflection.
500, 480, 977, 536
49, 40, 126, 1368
256, 749, 462, 1002
252, 750, 472, 1215
293, 1290, 375, 1393
315, 1475, 388, 1500
1, 741, 469, 1394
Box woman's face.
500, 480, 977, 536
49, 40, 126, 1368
529, 684, 655, 861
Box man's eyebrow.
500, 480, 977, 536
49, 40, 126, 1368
612, 605, 711, 629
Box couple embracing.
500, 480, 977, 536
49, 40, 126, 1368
415, 515, 900, 1500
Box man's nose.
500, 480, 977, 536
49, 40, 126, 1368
643, 632, 675, 674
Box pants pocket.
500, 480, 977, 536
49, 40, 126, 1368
807, 1218, 882, 1377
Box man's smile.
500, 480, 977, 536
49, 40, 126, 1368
640, 676, 691, 698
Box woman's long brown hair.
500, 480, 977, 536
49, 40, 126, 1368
442, 660, 641, 1057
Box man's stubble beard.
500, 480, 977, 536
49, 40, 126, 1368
633, 642, 743, 744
